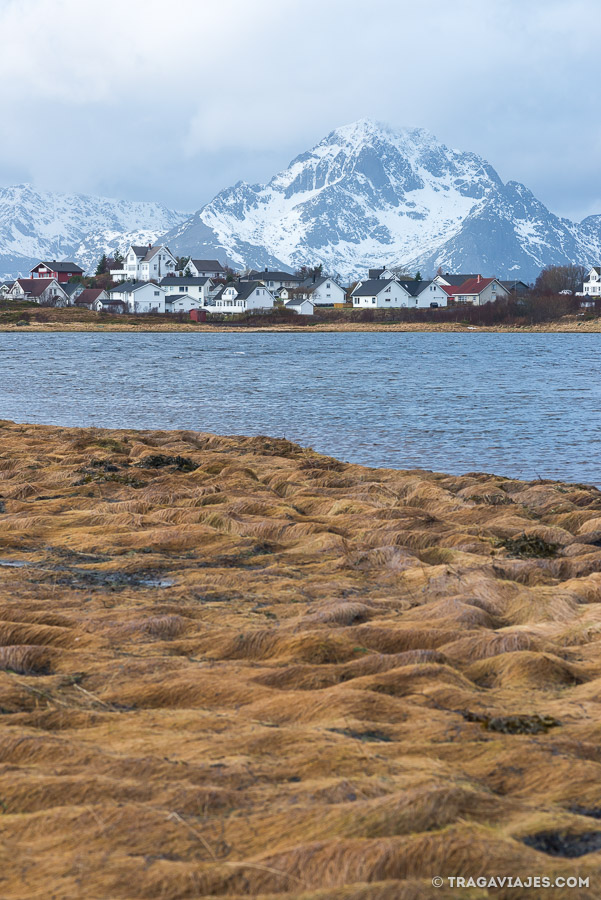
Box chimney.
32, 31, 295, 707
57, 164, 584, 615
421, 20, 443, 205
477, 274, 481, 283
264, 267, 268, 273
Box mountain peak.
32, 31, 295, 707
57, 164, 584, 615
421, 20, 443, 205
164, 119, 601, 281
321, 118, 438, 153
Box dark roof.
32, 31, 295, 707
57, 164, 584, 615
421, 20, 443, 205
189, 259, 226, 272
62, 283, 82, 296
230, 281, 269, 301
216, 281, 270, 301
160, 276, 211, 286
368, 268, 386, 278
109, 281, 162, 294
299, 276, 332, 291
396, 279, 433, 297
165, 294, 198, 302
285, 298, 313, 307
77, 289, 106, 303
131, 245, 150, 258
245, 270, 301, 282
440, 273, 479, 286
499, 280, 530, 291
351, 278, 396, 296
33, 260, 84, 273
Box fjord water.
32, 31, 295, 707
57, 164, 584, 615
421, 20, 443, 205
1, 331, 599, 484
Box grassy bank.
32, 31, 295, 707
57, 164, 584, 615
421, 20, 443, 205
1, 421, 601, 897
3, 298, 601, 332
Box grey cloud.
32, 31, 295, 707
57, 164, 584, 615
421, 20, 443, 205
0, 0, 598, 222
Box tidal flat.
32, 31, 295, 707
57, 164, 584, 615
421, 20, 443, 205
2, 422, 601, 897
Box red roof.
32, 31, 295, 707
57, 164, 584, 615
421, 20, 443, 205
16, 278, 59, 297
449, 277, 495, 296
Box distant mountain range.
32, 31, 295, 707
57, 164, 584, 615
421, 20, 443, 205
1, 120, 600, 282
0, 184, 187, 281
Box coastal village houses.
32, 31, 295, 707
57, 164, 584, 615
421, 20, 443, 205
160, 276, 213, 309
74, 288, 109, 310
351, 278, 414, 308
292, 276, 346, 307
241, 269, 301, 293
214, 281, 275, 313
581, 267, 601, 297
110, 245, 177, 282
285, 297, 314, 315
186, 259, 226, 279
438, 276, 510, 306
396, 279, 450, 308
29, 260, 84, 282
108, 281, 166, 313
9, 278, 69, 306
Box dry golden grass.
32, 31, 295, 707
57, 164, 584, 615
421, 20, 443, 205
2, 421, 601, 897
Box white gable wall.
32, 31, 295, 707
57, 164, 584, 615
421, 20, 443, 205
352, 281, 411, 308
308, 280, 346, 306
414, 283, 449, 308
584, 268, 601, 295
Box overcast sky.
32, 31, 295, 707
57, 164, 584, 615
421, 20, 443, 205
0, 0, 598, 221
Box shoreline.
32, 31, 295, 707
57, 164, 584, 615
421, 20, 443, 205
2, 420, 601, 896
1, 316, 601, 333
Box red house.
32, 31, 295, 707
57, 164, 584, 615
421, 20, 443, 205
30, 260, 84, 283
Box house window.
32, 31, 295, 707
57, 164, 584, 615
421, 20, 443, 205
372, 298, 376, 304
326, 283, 331, 288
154, 291, 159, 296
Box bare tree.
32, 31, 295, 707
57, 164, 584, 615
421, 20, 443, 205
534, 265, 587, 295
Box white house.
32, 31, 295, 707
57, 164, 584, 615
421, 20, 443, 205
214, 281, 275, 313
9, 278, 69, 306
110, 245, 177, 282
160, 276, 213, 305
93, 294, 125, 314
581, 267, 601, 297
294, 276, 346, 306
285, 297, 314, 315
165, 294, 204, 314
397, 279, 449, 308
350, 278, 413, 308
186, 259, 227, 279
109, 281, 166, 313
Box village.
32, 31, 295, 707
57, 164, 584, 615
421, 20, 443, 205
1, 243, 600, 319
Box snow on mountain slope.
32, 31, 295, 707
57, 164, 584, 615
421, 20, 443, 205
0, 184, 188, 280
164, 119, 601, 282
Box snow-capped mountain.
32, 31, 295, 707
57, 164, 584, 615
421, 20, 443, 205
163, 119, 601, 282
0, 184, 188, 280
